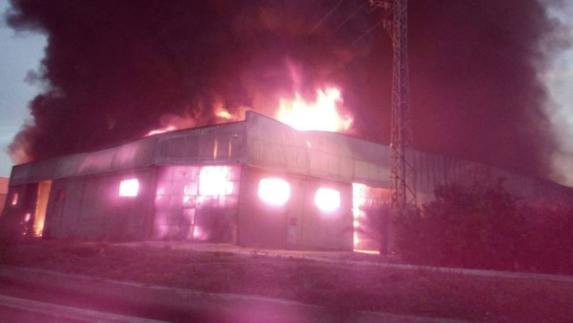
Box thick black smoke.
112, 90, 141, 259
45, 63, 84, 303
4, 0, 562, 177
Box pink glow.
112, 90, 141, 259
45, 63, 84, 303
193, 226, 208, 240
314, 187, 341, 212
119, 178, 140, 197
352, 183, 366, 250
11, 193, 18, 206
352, 183, 383, 254
258, 178, 291, 207
199, 166, 233, 196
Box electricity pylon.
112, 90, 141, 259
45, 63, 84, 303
370, 0, 416, 212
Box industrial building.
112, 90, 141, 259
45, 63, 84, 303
2, 112, 571, 253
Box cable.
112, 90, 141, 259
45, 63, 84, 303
333, 1, 369, 32
311, 0, 346, 32
352, 18, 386, 46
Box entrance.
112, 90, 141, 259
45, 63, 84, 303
33, 180, 52, 237
352, 183, 390, 254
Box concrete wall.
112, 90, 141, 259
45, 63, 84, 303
9, 121, 246, 187
408, 150, 573, 205
10, 137, 158, 187
43, 168, 156, 241
237, 166, 352, 251
244, 112, 391, 187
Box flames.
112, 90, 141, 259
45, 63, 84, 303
146, 86, 353, 136
276, 87, 352, 132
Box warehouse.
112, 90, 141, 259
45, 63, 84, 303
2, 112, 571, 253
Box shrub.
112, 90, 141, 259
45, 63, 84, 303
394, 180, 573, 274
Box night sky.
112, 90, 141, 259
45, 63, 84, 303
1, 0, 572, 185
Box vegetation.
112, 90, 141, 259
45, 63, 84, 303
395, 180, 573, 274
2, 241, 573, 322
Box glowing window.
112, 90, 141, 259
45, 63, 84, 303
314, 187, 341, 212
119, 178, 139, 197
11, 193, 19, 206
258, 178, 291, 207
199, 166, 234, 196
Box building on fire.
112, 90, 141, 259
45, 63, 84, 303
2, 112, 572, 253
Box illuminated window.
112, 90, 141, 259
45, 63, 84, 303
314, 187, 341, 212
258, 178, 291, 207
11, 193, 19, 206
119, 178, 139, 197
199, 166, 234, 196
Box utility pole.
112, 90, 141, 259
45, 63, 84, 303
370, 0, 416, 213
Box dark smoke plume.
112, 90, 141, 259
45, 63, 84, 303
4, 0, 562, 177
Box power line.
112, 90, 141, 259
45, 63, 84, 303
352, 17, 385, 46
311, 0, 346, 32
333, 1, 369, 32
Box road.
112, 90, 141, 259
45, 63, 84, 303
0, 266, 459, 323
0, 277, 168, 322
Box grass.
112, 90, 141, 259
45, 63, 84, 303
1, 239, 573, 322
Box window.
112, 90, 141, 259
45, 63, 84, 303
199, 166, 234, 196
258, 178, 291, 207
119, 178, 139, 197
314, 187, 341, 212
11, 192, 19, 206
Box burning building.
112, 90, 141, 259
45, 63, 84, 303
2, 111, 572, 253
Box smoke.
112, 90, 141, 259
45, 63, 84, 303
543, 1, 573, 186
4, 0, 566, 180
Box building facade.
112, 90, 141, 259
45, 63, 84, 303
2, 112, 571, 252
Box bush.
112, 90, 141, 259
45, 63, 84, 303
395, 180, 573, 274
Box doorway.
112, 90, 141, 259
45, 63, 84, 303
33, 180, 52, 237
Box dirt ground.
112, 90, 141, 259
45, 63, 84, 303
1, 240, 572, 322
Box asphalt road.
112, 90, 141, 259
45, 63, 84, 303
0, 278, 169, 322
0, 266, 465, 323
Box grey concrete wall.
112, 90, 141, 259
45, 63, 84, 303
237, 167, 290, 249
237, 166, 353, 251
43, 168, 156, 241
10, 138, 158, 187
296, 178, 353, 251
10, 122, 246, 187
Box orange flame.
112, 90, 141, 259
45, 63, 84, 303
276, 87, 352, 132
145, 86, 352, 136
214, 104, 249, 122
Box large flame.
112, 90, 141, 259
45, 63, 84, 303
145, 86, 352, 136
276, 87, 352, 132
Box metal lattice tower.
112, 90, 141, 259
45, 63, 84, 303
370, 0, 416, 211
